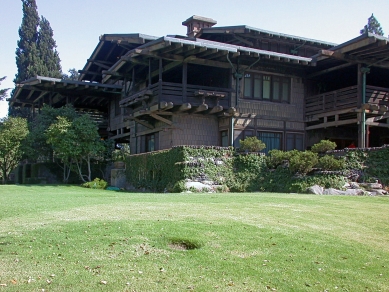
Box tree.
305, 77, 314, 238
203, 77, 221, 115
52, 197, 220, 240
0, 117, 29, 184
360, 13, 384, 36
14, 0, 62, 83
62, 68, 80, 81
37, 16, 62, 78
14, 0, 41, 84
0, 76, 10, 101
46, 114, 109, 182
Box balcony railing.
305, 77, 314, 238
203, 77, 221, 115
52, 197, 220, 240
305, 85, 389, 117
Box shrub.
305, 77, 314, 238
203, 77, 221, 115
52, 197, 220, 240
317, 155, 345, 171
239, 137, 266, 152
82, 178, 108, 189
311, 140, 337, 153
266, 149, 299, 169
289, 151, 318, 175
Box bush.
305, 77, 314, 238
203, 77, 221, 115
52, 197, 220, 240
311, 140, 337, 153
289, 151, 318, 175
317, 155, 345, 171
239, 137, 266, 152
82, 178, 108, 189
266, 149, 299, 169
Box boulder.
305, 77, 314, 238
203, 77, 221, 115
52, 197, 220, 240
307, 185, 324, 195
185, 181, 212, 192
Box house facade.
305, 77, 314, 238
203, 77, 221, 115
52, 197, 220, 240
9, 16, 389, 153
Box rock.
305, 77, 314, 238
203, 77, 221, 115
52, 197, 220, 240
185, 181, 212, 192
307, 185, 324, 195
323, 188, 347, 195
371, 189, 388, 195
349, 182, 360, 189
345, 189, 365, 196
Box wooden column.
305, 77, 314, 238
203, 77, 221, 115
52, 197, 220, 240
182, 62, 187, 102
148, 58, 152, 87
357, 64, 364, 148
158, 58, 162, 103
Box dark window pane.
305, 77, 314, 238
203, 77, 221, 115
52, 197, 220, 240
244, 74, 251, 97
257, 132, 282, 154
273, 76, 280, 101
221, 131, 229, 147
253, 77, 261, 99
263, 75, 271, 99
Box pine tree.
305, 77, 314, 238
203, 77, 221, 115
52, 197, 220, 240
360, 13, 384, 36
37, 16, 62, 78
14, 0, 42, 83
14, 0, 62, 83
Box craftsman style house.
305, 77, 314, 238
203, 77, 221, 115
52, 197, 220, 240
10, 16, 389, 153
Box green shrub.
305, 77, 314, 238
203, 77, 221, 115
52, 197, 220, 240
82, 178, 108, 189
317, 155, 345, 171
289, 174, 347, 193
239, 137, 266, 152
289, 151, 318, 175
311, 140, 337, 153
266, 149, 299, 169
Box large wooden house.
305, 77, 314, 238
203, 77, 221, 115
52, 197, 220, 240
10, 16, 389, 153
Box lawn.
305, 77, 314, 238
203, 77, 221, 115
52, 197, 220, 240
0, 185, 388, 291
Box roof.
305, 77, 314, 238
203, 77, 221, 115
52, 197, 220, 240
197, 25, 337, 48
79, 33, 158, 82
311, 33, 389, 69
10, 76, 122, 110
102, 35, 312, 83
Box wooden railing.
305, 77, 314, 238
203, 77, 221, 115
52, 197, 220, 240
121, 81, 231, 108
305, 85, 389, 116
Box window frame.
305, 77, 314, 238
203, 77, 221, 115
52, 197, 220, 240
286, 132, 304, 151
243, 72, 291, 103
256, 131, 283, 154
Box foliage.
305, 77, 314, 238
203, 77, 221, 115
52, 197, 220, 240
311, 139, 337, 153
289, 151, 318, 175
14, 0, 62, 84
24, 105, 78, 162
238, 136, 266, 152
363, 147, 389, 185
81, 177, 108, 189
0, 117, 29, 184
14, 0, 41, 83
37, 16, 62, 78
360, 13, 384, 36
46, 114, 108, 182
0, 76, 10, 101
112, 144, 131, 161
266, 149, 297, 169
317, 155, 345, 171
289, 174, 347, 193
125, 146, 234, 192
62, 68, 80, 81
229, 153, 266, 192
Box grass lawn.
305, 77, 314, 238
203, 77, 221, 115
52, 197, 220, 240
0, 185, 388, 291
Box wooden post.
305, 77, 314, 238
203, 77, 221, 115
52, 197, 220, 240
148, 58, 152, 87
182, 62, 187, 103
158, 58, 162, 103
357, 64, 363, 148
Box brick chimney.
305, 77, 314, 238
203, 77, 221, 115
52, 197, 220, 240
182, 15, 217, 37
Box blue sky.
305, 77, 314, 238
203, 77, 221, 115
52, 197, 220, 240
1, 0, 389, 118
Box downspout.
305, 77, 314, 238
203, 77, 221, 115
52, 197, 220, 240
226, 54, 261, 147
361, 67, 370, 148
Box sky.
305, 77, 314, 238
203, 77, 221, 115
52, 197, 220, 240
1, 0, 389, 118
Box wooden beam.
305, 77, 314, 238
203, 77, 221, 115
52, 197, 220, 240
160, 101, 174, 111
176, 103, 191, 112
307, 63, 355, 78
134, 118, 154, 129
208, 105, 223, 114
149, 113, 173, 125
366, 121, 389, 128
190, 104, 208, 113
306, 118, 358, 130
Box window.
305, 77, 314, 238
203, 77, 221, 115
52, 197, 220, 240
286, 133, 304, 151
257, 132, 282, 154
146, 134, 155, 152
244, 73, 290, 102
221, 131, 229, 147
234, 129, 254, 148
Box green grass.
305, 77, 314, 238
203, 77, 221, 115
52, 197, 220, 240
0, 185, 389, 291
